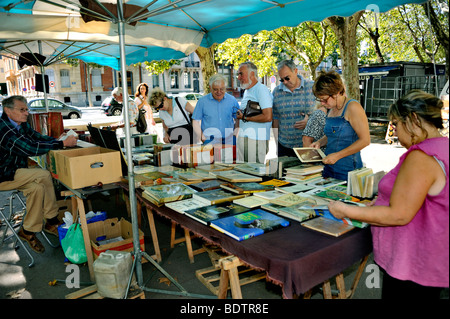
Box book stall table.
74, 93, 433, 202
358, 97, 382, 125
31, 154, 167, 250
121, 182, 373, 299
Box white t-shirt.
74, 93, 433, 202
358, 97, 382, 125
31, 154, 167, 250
239, 82, 273, 140
159, 97, 190, 128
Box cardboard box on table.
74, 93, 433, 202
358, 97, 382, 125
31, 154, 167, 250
49, 146, 122, 189
87, 218, 145, 260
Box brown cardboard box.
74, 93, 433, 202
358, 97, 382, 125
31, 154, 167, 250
87, 218, 145, 260
52, 146, 122, 189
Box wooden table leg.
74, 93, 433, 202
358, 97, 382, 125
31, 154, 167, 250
76, 197, 95, 282
145, 205, 162, 263
218, 256, 243, 299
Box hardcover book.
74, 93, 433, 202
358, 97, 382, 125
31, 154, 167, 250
268, 193, 313, 207
301, 217, 355, 237
213, 170, 263, 183
184, 203, 251, 225
192, 189, 246, 205
189, 179, 226, 192
141, 183, 197, 206
219, 182, 274, 194
275, 183, 315, 194
210, 209, 290, 241
164, 198, 209, 214
277, 205, 317, 223
232, 195, 270, 208
234, 162, 269, 176
305, 177, 346, 189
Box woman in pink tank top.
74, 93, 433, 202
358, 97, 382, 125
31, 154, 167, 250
329, 90, 449, 299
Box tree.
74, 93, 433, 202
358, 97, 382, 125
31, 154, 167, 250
273, 22, 336, 79
195, 45, 217, 94
327, 11, 365, 101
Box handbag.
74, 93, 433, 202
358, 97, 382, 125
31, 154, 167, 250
61, 223, 87, 264
242, 100, 262, 118
136, 108, 147, 133
167, 97, 194, 144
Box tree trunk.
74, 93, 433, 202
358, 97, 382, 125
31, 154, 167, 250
327, 11, 364, 102
195, 45, 217, 94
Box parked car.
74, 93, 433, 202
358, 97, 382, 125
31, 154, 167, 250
172, 92, 203, 107
101, 96, 123, 116
27, 98, 82, 119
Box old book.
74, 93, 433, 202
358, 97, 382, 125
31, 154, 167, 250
285, 163, 324, 175
277, 205, 317, 223
275, 183, 314, 194
259, 179, 292, 187
232, 195, 269, 208
293, 147, 326, 163
192, 189, 246, 205
210, 209, 290, 241
219, 182, 274, 194
189, 179, 226, 192
303, 205, 368, 229
131, 171, 169, 187
177, 170, 215, 182
252, 189, 284, 200
234, 162, 269, 176
184, 202, 250, 225
269, 193, 313, 207
301, 217, 355, 237
164, 198, 209, 214
310, 188, 360, 202
260, 203, 286, 214
305, 177, 346, 189
141, 183, 197, 206
213, 170, 263, 183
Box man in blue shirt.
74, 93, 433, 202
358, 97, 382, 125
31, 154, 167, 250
272, 60, 316, 157
192, 74, 239, 145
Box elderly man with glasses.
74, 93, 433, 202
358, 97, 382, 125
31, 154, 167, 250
192, 74, 239, 145
0, 95, 77, 253
272, 60, 316, 157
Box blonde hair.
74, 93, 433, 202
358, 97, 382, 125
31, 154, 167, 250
149, 87, 167, 107
389, 89, 444, 143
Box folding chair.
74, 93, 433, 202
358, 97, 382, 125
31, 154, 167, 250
0, 190, 59, 267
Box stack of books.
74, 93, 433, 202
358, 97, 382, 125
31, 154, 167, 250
284, 163, 324, 183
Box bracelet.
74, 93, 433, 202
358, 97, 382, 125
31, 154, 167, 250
242, 116, 247, 123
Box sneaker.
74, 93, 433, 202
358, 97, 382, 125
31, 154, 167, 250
18, 228, 45, 253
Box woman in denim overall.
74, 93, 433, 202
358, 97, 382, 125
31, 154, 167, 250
310, 71, 370, 181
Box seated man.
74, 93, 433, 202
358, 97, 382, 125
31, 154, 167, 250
0, 95, 78, 253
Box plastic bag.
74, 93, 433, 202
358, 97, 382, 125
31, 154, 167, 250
136, 108, 147, 133
61, 223, 87, 264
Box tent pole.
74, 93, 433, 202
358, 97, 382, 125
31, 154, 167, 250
38, 40, 49, 112
117, 0, 144, 286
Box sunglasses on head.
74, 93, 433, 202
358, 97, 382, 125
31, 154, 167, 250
280, 76, 290, 83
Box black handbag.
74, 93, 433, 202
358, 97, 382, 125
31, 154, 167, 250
136, 108, 147, 133
243, 100, 262, 118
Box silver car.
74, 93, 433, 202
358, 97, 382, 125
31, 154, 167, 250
27, 98, 82, 119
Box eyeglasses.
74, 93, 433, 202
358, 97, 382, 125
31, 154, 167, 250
315, 96, 332, 103
280, 76, 290, 83
155, 100, 164, 110
14, 108, 29, 113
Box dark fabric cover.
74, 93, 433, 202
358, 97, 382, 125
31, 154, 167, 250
125, 184, 372, 298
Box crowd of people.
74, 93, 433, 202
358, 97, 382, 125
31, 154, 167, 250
1, 59, 448, 299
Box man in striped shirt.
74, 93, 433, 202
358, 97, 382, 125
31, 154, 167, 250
0, 95, 77, 253
272, 60, 316, 157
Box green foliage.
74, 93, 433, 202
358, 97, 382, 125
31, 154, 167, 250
142, 59, 182, 75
